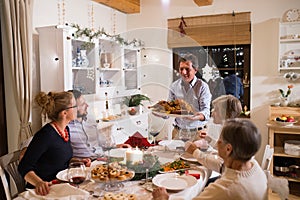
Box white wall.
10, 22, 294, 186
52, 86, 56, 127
126, 0, 300, 163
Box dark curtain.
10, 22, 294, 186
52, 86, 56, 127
0, 9, 8, 200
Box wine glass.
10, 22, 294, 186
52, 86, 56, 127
143, 151, 156, 183
178, 130, 191, 143
67, 162, 87, 187
101, 134, 116, 162
148, 113, 166, 145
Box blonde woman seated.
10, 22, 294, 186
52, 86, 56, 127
18, 91, 89, 196
152, 119, 268, 200
195, 94, 242, 149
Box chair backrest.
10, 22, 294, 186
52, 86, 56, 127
261, 145, 274, 171
0, 150, 25, 199
0, 165, 11, 200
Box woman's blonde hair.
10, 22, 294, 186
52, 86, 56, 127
35, 91, 73, 121
212, 94, 242, 121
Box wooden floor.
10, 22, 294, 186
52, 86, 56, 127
269, 193, 300, 200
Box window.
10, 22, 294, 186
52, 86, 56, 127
173, 45, 250, 111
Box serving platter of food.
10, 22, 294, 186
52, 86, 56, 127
90, 162, 135, 183
159, 160, 190, 173
150, 99, 195, 118
101, 115, 122, 122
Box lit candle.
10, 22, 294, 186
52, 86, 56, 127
125, 147, 143, 164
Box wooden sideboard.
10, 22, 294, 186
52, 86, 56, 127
267, 106, 300, 197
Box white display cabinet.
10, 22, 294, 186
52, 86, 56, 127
38, 25, 146, 138
279, 22, 300, 71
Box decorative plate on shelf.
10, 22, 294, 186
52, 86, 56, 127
282, 9, 300, 22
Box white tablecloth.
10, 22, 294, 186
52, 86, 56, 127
14, 149, 209, 200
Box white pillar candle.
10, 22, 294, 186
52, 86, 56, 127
125, 147, 143, 163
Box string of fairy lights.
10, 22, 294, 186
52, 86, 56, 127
57, 0, 65, 26
57, 1, 143, 47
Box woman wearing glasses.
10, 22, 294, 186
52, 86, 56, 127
18, 91, 78, 195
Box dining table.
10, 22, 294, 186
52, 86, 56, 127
14, 140, 217, 200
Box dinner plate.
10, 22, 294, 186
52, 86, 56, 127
180, 152, 198, 162
152, 173, 197, 191
56, 169, 68, 182
158, 140, 185, 150
152, 111, 193, 118
56, 167, 91, 182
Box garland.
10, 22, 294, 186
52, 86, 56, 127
71, 24, 144, 47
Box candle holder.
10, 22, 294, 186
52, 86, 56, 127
125, 150, 160, 181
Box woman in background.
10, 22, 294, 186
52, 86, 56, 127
197, 94, 242, 148
18, 91, 78, 195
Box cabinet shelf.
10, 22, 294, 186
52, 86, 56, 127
280, 38, 300, 43
279, 67, 300, 71
274, 147, 300, 158
98, 68, 121, 72
72, 67, 95, 70
274, 175, 300, 183
123, 68, 137, 72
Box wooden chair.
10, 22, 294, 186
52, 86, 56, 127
0, 150, 25, 200
261, 145, 289, 200
261, 144, 274, 171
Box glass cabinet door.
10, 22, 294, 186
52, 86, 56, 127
71, 39, 96, 94
124, 48, 140, 91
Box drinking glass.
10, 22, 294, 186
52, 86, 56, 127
67, 162, 87, 187
178, 130, 191, 142
101, 134, 116, 162
148, 113, 166, 145
143, 151, 156, 183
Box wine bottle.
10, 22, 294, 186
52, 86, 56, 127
105, 92, 109, 110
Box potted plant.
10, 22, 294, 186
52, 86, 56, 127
124, 94, 151, 115
279, 85, 293, 107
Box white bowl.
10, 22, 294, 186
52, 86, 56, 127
274, 120, 298, 126
284, 140, 300, 156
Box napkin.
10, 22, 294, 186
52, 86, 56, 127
20, 183, 90, 200
125, 132, 153, 148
